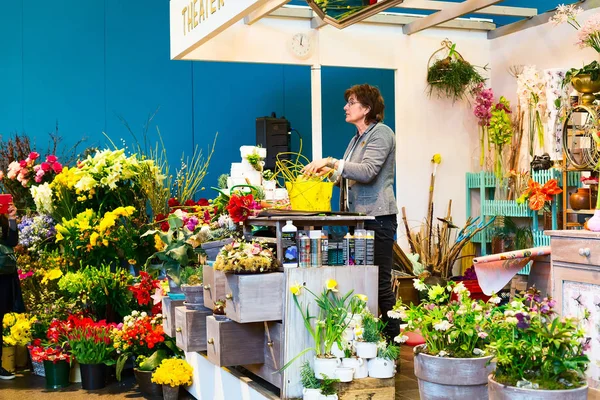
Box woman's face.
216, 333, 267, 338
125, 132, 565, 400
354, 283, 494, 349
344, 95, 369, 125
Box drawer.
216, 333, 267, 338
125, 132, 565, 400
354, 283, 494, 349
206, 316, 264, 367
225, 272, 284, 323
551, 237, 600, 266
202, 265, 227, 310
162, 297, 184, 338
174, 306, 211, 352
242, 321, 283, 389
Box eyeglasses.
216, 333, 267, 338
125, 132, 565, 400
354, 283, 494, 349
346, 100, 362, 107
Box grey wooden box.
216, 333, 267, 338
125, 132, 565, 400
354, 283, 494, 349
174, 306, 211, 352
225, 272, 284, 323
201, 238, 233, 261
244, 321, 283, 389
206, 315, 264, 367
203, 264, 227, 310
162, 297, 184, 338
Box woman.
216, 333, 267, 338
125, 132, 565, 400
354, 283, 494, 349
0, 202, 22, 380
303, 84, 399, 341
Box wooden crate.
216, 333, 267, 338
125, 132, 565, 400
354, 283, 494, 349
243, 321, 283, 389
162, 297, 184, 338
201, 238, 233, 261
174, 306, 211, 352
391, 271, 419, 306
225, 272, 284, 323
203, 264, 227, 310
337, 377, 395, 400
206, 315, 265, 367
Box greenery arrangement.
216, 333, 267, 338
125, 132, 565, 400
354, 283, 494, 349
180, 265, 203, 286
300, 361, 321, 390
427, 42, 486, 102
377, 342, 400, 361
564, 60, 600, 85
356, 312, 384, 343
389, 279, 501, 358
488, 288, 589, 390
151, 358, 193, 387
67, 320, 116, 365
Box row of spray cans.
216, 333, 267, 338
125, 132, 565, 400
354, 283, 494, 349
281, 220, 374, 268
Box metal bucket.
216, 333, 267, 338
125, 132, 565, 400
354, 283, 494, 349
488, 375, 588, 400
413, 345, 495, 400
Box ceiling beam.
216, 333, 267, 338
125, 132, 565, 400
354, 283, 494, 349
311, 14, 327, 29
488, 0, 600, 39
398, 0, 536, 17
244, 0, 290, 25
403, 0, 503, 35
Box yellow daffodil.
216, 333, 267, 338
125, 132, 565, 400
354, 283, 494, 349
290, 283, 303, 296
326, 279, 338, 292
356, 294, 368, 302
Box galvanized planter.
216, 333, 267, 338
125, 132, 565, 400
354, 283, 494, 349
488, 375, 588, 400
413, 345, 495, 400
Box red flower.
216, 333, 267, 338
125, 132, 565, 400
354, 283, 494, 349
184, 199, 196, 207
226, 194, 257, 223
197, 198, 209, 206
168, 198, 180, 208
41, 162, 52, 172
52, 162, 63, 174
28, 152, 39, 160
46, 155, 58, 163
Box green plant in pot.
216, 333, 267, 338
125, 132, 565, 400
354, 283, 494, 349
179, 265, 204, 307
427, 41, 486, 102
389, 279, 502, 399
487, 287, 589, 399
564, 61, 600, 105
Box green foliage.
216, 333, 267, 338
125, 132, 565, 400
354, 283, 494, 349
180, 265, 203, 285
564, 60, 600, 86
488, 288, 589, 390
378, 343, 400, 361
217, 174, 229, 189
318, 374, 339, 396
427, 56, 486, 102
300, 361, 321, 390
361, 312, 384, 343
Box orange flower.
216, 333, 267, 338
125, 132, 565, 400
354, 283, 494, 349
522, 178, 563, 211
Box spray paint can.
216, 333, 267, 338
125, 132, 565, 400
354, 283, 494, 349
354, 229, 366, 266
321, 229, 329, 266
298, 232, 311, 268
366, 230, 375, 265
343, 233, 355, 266
310, 230, 322, 267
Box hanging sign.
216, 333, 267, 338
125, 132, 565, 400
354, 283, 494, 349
170, 0, 271, 59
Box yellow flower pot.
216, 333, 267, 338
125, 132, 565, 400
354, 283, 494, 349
15, 345, 28, 369
2, 346, 16, 373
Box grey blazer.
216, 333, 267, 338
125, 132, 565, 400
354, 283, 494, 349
338, 123, 398, 217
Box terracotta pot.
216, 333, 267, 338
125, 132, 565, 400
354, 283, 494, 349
570, 188, 591, 210
488, 374, 587, 399
414, 345, 495, 400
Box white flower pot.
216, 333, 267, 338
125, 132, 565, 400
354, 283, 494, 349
319, 395, 338, 400
355, 341, 377, 359
334, 367, 354, 382
331, 342, 345, 359
342, 357, 368, 379
303, 388, 322, 400
313, 356, 341, 379
368, 357, 396, 378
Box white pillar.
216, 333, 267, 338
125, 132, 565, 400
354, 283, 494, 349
311, 64, 322, 160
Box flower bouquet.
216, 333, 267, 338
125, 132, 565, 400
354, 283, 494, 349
551, 4, 600, 53
388, 279, 501, 398
3, 312, 35, 347
214, 238, 279, 273
487, 288, 589, 396
152, 358, 193, 400
516, 178, 563, 211
17, 214, 57, 255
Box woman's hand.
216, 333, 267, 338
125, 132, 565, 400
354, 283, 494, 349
7, 203, 17, 220
302, 158, 330, 176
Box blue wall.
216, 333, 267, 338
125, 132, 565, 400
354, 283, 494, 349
0, 0, 394, 195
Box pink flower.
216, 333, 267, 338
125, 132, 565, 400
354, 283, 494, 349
0, 171, 4, 180
28, 152, 39, 160
251, 244, 261, 255
46, 155, 58, 163
19, 160, 27, 168
41, 162, 51, 172
52, 162, 63, 174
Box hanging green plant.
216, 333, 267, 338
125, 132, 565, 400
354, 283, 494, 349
427, 40, 487, 102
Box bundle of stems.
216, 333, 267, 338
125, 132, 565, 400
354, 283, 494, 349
507, 102, 525, 200
402, 202, 495, 279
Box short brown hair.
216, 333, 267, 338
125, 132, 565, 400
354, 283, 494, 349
344, 84, 385, 123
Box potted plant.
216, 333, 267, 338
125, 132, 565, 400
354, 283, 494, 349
368, 342, 399, 378
427, 41, 486, 102
318, 374, 340, 400
301, 361, 322, 400
67, 319, 116, 390
564, 61, 600, 105
353, 312, 383, 359
487, 288, 589, 399
388, 279, 501, 399
179, 265, 205, 309
29, 344, 72, 389
213, 238, 280, 273
341, 345, 368, 379
151, 358, 193, 400
113, 311, 182, 397
2, 312, 35, 373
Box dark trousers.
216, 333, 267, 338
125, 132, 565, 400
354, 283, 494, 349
365, 214, 399, 341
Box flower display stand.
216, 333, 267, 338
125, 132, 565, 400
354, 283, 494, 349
174, 306, 212, 352
162, 297, 185, 337
203, 264, 227, 309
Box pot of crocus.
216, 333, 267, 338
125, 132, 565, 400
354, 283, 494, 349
151, 358, 193, 400
67, 319, 117, 390
282, 280, 366, 379
388, 279, 501, 400
486, 288, 589, 400
368, 342, 399, 378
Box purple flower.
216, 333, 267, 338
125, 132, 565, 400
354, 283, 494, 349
515, 312, 531, 329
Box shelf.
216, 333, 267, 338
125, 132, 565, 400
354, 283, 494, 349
465, 172, 496, 189
566, 222, 583, 227
482, 200, 531, 217
566, 209, 596, 215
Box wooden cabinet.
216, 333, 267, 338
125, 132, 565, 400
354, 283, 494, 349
548, 230, 600, 394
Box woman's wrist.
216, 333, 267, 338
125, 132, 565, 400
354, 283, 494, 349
327, 157, 338, 169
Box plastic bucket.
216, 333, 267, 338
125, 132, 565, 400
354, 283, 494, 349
285, 181, 334, 211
